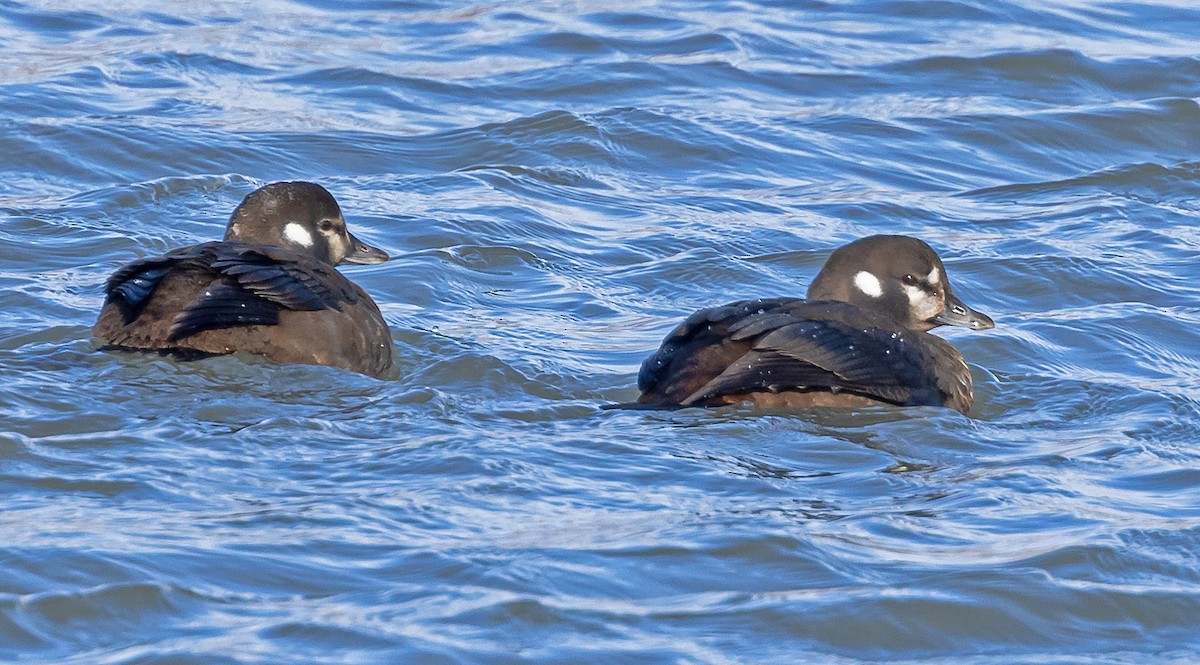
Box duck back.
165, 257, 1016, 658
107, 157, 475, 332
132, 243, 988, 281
94, 241, 393, 377
635, 298, 973, 412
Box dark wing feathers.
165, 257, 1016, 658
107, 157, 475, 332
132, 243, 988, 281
757, 322, 921, 386
637, 299, 792, 395
679, 349, 831, 404
103, 248, 205, 323
107, 262, 173, 320
104, 241, 361, 340
682, 319, 936, 406
727, 311, 805, 341
211, 247, 351, 310
168, 282, 282, 340
640, 298, 950, 408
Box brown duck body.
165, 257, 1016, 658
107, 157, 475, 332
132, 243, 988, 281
635, 297, 973, 412
93, 182, 394, 377
630, 235, 994, 414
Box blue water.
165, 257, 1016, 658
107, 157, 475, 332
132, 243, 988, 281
3, 1, 1200, 662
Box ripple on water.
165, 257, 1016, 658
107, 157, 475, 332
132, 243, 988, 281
4, 0, 1200, 663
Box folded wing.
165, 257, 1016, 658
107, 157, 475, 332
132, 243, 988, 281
102, 242, 360, 341
638, 299, 959, 408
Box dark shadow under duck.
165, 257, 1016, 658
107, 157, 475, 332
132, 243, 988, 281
94, 181, 394, 377
623, 235, 995, 414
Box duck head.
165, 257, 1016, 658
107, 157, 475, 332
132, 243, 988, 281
225, 181, 389, 266
806, 234, 994, 333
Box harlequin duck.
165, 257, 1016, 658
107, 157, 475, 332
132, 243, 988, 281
94, 181, 394, 377
627, 235, 995, 413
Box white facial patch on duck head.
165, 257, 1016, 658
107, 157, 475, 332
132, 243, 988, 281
853, 271, 883, 298
283, 222, 314, 247
927, 266, 941, 285
328, 232, 349, 262
903, 282, 943, 321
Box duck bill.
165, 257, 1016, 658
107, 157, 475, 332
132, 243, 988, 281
339, 231, 390, 265
933, 291, 995, 330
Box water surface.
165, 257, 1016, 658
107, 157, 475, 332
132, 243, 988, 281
2, 1, 1200, 663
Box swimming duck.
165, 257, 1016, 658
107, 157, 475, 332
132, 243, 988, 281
94, 181, 394, 377
629, 235, 994, 413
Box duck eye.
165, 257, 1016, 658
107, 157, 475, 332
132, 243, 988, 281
317, 219, 334, 232
901, 274, 920, 286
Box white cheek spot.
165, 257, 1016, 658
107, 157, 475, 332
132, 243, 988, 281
853, 271, 883, 297
904, 284, 942, 320
901, 284, 924, 306
330, 234, 349, 259
927, 266, 941, 285
283, 222, 313, 247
